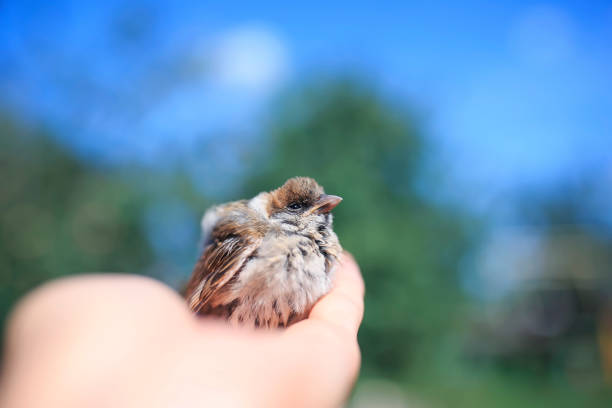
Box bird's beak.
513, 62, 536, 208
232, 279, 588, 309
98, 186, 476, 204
309, 194, 343, 215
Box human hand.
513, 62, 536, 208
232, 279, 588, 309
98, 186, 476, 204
0, 253, 364, 408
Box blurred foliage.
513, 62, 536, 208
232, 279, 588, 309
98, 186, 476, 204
1, 78, 611, 406
0, 115, 155, 332
241, 78, 612, 405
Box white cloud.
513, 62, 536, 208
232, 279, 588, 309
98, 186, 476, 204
209, 25, 290, 93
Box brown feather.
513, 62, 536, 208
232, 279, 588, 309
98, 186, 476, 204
267, 177, 324, 214
185, 213, 266, 314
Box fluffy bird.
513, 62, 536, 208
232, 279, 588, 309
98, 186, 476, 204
185, 177, 343, 328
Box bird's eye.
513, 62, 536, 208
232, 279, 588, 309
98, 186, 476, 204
287, 202, 302, 211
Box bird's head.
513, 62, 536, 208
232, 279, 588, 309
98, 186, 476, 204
265, 177, 342, 234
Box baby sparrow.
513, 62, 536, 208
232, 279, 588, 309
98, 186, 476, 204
184, 177, 342, 328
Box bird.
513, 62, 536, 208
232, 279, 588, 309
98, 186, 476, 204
184, 177, 343, 328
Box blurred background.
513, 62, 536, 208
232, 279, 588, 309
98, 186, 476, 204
1, 1, 611, 406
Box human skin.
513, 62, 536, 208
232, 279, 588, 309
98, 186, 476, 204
0, 253, 364, 408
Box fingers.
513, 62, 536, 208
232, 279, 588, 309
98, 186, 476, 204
272, 253, 364, 407
307, 251, 365, 337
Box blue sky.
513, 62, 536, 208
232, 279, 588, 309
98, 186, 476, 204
1, 0, 611, 210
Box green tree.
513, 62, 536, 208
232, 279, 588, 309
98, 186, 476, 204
244, 78, 473, 378
0, 115, 155, 338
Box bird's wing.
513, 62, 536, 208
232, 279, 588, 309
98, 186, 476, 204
185, 208, 265, 314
